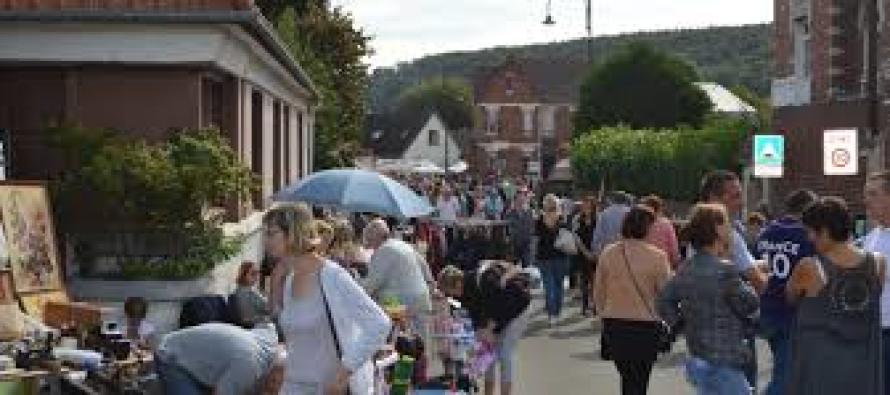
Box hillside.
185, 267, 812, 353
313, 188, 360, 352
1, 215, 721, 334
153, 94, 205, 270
368, 24, 770, 112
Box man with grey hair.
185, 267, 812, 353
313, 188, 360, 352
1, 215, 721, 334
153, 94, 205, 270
362, 218, 433, 336
154, 323, 285, 395
590, 191, 635, 259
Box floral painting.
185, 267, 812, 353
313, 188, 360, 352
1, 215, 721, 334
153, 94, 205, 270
0, 184, 61, 293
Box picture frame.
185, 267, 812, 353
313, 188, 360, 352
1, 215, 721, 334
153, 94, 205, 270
0, 181, 62, 293
0, 269, 13, 305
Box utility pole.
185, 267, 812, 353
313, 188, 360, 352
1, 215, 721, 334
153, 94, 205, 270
868, 0, 882, 171
585, 0, 592, 65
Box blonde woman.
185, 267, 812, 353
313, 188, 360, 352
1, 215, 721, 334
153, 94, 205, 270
264, 203, 391, 395
536, 194, 570, 326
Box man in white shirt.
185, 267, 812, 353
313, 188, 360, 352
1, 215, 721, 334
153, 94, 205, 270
362, 219, 433, 336
436, 186, 461, 222
863, 172, 890, 395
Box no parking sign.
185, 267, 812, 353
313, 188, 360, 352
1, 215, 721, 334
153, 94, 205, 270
824, 129, 858, 175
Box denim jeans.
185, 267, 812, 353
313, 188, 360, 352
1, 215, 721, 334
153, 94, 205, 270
538, 257, 569, 318
686, 357, 751, 395
883, 329, 890, 395
761, 322, 790, 395
155, 355, 211, 395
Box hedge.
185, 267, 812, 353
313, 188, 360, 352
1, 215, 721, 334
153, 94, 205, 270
571, 119, 748, 201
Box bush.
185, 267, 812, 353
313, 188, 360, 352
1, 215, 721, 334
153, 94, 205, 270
571, 117, 747, 201
49, 125, 256, 280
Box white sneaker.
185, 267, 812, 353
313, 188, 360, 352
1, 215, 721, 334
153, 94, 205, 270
548, 317, 557, 327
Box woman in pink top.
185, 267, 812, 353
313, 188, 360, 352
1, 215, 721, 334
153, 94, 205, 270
641, 195, 680, 269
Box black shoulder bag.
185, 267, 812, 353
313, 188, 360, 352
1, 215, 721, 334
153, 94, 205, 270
319, 274, 353, 395
620, 243, 674, 353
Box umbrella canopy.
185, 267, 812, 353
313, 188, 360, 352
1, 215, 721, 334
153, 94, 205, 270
448, 160, 469, 173
273, 169, 434, 219
412, 160, 445, 174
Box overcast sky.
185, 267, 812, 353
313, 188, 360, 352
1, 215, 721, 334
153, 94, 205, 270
329, 0, 773, 69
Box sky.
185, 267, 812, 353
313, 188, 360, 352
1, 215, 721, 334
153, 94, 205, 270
329, 0, 774, 69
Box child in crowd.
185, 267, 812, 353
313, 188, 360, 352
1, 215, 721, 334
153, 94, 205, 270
124, 296, 156, 349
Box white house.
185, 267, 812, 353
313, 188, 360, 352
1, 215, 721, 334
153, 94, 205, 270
401, 113, 462, 169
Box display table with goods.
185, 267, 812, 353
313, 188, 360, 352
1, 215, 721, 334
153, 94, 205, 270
0, 303, 156, 395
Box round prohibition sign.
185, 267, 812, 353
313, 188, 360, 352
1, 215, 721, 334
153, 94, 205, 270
831, 148, 851, 168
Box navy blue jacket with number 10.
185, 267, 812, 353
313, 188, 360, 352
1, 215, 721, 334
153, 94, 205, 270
755, 216, 816, 329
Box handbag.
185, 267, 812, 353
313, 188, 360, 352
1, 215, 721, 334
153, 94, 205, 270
319, 274, 354, 395
554, 228, 579, 255
619, 243, 674, 353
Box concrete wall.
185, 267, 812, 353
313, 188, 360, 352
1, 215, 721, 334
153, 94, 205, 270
68, 218, 264, 336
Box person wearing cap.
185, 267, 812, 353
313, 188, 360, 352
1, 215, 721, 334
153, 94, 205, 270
155, 323, 285, 395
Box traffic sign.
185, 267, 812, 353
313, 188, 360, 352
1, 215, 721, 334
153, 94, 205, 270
753, 134, 784, 178
824, 129, 858, 175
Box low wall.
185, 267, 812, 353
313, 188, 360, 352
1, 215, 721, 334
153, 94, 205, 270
67, 213, 264, 335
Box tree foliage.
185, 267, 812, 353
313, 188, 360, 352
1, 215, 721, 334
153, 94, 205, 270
368, 24, 770, 113
48, 125, 252, 279
272, 4, 371, 169
574, 43, 712, 134
391, 77, 476, 130
571, 117, 748, 201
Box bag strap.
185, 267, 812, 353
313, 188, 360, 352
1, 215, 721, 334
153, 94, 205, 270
318, 271, 344, 359
619, 243, 659, 322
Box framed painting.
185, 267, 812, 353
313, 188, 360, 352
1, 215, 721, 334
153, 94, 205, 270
0, 182, 62, 293
0, 269, 13, 305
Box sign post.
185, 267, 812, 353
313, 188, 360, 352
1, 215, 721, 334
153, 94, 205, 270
754, 135, 784, 178
823, 129, 859, 175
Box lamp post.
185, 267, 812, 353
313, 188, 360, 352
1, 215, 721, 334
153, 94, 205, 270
542, 0, 593, 65
541, 0, 593, 188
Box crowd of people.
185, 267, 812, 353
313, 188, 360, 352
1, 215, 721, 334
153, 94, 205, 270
141, 167, 890, 395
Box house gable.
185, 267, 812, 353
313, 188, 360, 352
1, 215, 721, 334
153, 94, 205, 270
401, 113, 461, 168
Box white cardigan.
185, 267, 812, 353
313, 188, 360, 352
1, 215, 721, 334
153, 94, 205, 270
319, 260, 392, 394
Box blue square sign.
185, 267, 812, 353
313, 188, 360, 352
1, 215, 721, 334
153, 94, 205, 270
754, 135, 784, 178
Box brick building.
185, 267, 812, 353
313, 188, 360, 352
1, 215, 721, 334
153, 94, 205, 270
468, 57, 587, 182
0, 0, 318, 220
772, 0, 887, 213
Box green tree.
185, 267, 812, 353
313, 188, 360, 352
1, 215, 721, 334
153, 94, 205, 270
273, 4, 371, 169
254, 0, 321, 25
575, 42, 712, 134
391, 77, 476, 131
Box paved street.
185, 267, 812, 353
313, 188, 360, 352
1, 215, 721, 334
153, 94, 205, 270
511, 294, 773, 395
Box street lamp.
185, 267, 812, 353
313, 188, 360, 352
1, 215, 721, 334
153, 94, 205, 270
542, 0, 593, 64
542, 0, 556, 25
